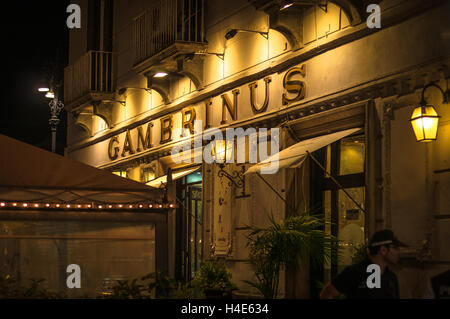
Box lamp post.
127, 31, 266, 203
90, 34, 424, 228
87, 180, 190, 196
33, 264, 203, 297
38, 82, 64, 153
48, 89, 64, 153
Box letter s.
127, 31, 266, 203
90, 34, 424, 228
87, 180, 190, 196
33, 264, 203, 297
282, 65, 306, 105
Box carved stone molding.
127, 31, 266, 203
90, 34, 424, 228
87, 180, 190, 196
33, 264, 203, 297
93, 101, 115, 129
74, 112, 93, 137
176, 54, 205, 90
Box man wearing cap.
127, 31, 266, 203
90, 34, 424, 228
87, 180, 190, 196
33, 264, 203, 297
320, 229, 407, 299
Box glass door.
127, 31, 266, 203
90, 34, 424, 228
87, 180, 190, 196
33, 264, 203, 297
177, 170, 203, 282
311, 134, 366, 289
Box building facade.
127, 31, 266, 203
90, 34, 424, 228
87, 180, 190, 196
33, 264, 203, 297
65, 0, 450, 298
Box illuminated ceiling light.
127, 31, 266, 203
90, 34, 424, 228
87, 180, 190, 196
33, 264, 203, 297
45, 91, 55, 99
66, 204, 71, 208
77, 205, 81, 208
0, 202, 5, 207
149, 204, 153, 208
34, 204, 39, 208
410, 82, 449, 142
129, 205, 133, 208
56, 204, 60, 208
87, 204, 92, 208
23, 203, 28, 207
139, 204, 143, 208
159, 204, 163, 208
153, 72, 168, 78
118, 204, 123, 208
12, 203, 17, 207
46, 203, 50, 207
169, 204, 174, 208
98, 205, 103, 209
108, 205, 113, 208
280, 1, 293, 10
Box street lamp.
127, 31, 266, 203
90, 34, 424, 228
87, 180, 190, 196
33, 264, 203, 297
38, 84, 64, 153
410, 82, 449, 142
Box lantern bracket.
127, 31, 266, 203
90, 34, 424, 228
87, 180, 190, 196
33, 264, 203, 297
420, 82, 450, 106
217, 164, 250, 198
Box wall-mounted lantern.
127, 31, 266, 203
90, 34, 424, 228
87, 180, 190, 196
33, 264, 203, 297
212, 140, 250, 198
410, 82, 449, 142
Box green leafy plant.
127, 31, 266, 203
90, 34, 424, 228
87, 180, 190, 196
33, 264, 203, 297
142, 271, 177, 298
109, 278, 148, 299
351, 243, 369, 264
245, 213, 337, 299
105, 271, 206, 299
0, 274, 64, 299
191, 261, 238, 296
171, 281, 205, 299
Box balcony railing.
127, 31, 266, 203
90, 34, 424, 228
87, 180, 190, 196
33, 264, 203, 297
132, 0, 206, 66
64, 50, 115, 108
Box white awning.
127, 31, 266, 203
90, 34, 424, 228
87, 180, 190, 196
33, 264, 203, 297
245, 128, 362, 174
146, 166, 200, 188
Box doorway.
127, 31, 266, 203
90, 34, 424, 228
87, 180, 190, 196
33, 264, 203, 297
176, 170, 203, 282
310, 133, 366, 295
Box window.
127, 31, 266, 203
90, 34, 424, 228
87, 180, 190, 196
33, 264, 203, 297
112, 169, 129, 179
140, 165, 156, 183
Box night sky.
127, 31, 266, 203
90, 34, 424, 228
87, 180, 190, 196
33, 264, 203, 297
1, 1, 70, 154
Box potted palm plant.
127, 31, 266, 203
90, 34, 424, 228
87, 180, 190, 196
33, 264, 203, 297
245, 213, 337, 299
191, 261, 238, 299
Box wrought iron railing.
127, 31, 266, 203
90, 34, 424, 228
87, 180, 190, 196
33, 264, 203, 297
132, 0, 206, 65
64, 50, 115, 106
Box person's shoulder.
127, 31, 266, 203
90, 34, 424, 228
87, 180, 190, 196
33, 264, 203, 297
345, 259, 371, 273
334, 260, 370, 282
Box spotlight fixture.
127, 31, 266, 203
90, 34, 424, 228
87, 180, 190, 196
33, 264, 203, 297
101, 99, 126, 106
194, 52, 225, 60
118, 87, 152, 95
225, 29, 268, 40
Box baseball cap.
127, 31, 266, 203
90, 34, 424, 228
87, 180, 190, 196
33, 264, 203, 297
369, 229, 408, 247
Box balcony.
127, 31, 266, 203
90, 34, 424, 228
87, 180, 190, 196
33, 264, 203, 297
132, 0, 207, 76
64, 50, 115, 111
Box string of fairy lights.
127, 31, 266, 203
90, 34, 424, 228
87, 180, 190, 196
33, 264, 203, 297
0, 202, 176, 210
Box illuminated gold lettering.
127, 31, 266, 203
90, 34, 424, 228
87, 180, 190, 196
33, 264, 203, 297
282, 65, 306, 105
249, 76, 271, 114
121, 129, 135, 157
204, 98, 212, 130
160, 115, 173, 144
108, 136, 120, 160
180, 107, 197, 137
136, 123, 153, 152
221, 89, 240, 124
